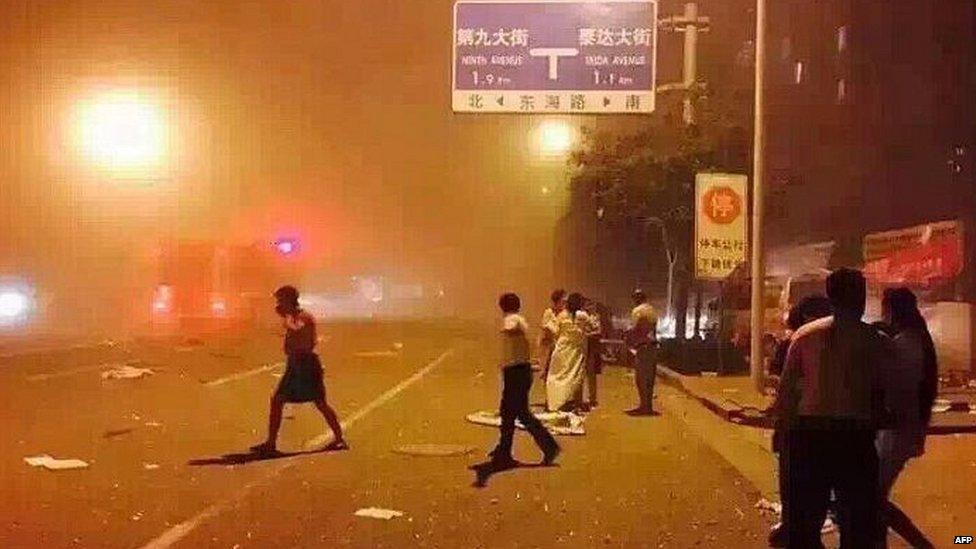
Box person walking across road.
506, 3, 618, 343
489, 292, 560, 468
251, 285, 347, 456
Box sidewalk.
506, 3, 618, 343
648, 366, 976, 548
657, 366, 976, 434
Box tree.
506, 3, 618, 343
566, 88, 750, 339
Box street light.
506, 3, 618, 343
76, 90, 166, 173
537, 119, 575, 157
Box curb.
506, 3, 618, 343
657, 365, 976, 435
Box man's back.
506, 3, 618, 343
781, 316, 885, 425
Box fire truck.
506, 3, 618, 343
149, 240, 280, 334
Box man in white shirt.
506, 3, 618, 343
626, 289, 659, 415
489, 293, 560, 468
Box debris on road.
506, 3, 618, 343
465, 410, 585, 436
103, 428, 134, 439
24, 455, 90, 471
354, 507, 405, 520
101, 365, 155, 380
144, 421, 163, 427
392, 342, 404, 350
393, 444, 475, 457
143, 463, 160, 470
754, 498, 782, 516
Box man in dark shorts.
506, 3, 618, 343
251, 286, 347, 455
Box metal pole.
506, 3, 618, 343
682, 2, 699, 125
749, 0, 767, 392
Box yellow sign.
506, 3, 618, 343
695, 173, 748, 280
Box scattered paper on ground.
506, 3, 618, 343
24, 455, 90, 471
933, 399, 952, 414
101, 365, 155, 380
754, 498, 782, 516
354, 507, 404, 520
465, 410, 586, 436
393, 444, 475, 457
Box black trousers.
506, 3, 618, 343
785, 426, 879, 548
496, 364, 558, 458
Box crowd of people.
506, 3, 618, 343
248, 270, 940, 547
488, 287, 662, 466
768, 268, 938, 548
536, 288, 660, 415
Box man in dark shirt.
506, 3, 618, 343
774, 269, 887, 547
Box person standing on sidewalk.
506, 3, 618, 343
874, 287, 937, 548
774, 269, 887, 547
769, 294, 834, 547
626, 289, 659, 416
489, 293, 560, 468
251, 285, 347, 455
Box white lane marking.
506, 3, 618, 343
303, 348, 454, 449
137, 347, 455, 549
203, 363, 283, 387
203, 335, 333, 387
26, 363, 116, 382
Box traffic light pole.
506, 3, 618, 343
749, 0, 767, 392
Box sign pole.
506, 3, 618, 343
749, 0, 767, 392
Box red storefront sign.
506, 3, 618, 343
862, 221, 963, 287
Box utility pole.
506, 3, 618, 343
658, 3, 711, 125
656, 3, 710, 337
749, 0, 768, 392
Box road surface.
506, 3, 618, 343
1, 321, 775, 548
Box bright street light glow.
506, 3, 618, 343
78, 92, 166, 170
0, 290, 30, 321
537, 120, 575, 156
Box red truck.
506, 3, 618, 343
149, 241, 279, 334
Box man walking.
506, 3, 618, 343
489, 293, 560, 468
774, 269, 887, 547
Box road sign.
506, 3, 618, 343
695, 173, 748, 280
452, 0, 658, 114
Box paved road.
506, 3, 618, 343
1, 321, 774, 548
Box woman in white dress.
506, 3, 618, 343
545, 292, 599, 412
539, 289, 566, 383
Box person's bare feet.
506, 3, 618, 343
326, 439, 349, 451
249, 441, 280, 455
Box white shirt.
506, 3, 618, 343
500, 313, 530, 369
629, 303, 658, 345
